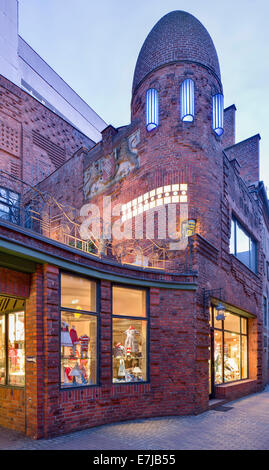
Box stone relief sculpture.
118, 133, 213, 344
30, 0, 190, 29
83, 130, 140, 200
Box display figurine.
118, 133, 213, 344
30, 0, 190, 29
70, 363, 81, 385
118, 358, 126, 378
113, 342, 126, 358
132, 366, 142, 381
124, 326, 140, 354
61, 321, 73, 347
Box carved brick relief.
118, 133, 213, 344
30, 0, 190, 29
0, 120, 20, 158
84, 133, 140, 200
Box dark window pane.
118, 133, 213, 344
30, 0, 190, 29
236, 224, 250, 267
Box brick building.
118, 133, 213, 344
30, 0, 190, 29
0, 10, 268, 438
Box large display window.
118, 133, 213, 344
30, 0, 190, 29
211, 307, 248, 385
60, 273, 98, 388
0, 310, 25, 387
112, 286, 148, 383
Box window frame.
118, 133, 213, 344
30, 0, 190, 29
59, 271, 100, 390
212, 93, 224, 136
111, 283, 150, 385
211, 306, 248, 385
0, 186, 20, 225
146, 88, 159, 132
0, 305, 25, 389
180, 78, 195, 122
230, 216, 257, 273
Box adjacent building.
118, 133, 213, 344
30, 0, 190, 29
0, 9, 268, 438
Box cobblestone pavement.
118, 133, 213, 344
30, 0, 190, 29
1, 386, 269, 450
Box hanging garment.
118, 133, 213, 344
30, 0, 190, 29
69, 327, 79, 345
61, 321, 73, 347
118, 358, 126, 377
79, 335, 90, 358
124, 326, 140, 353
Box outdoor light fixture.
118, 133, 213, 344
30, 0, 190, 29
215, 301, 226, 321
212, 93, 224, 136
180, 79, 194, 122
203, 287, 225, 319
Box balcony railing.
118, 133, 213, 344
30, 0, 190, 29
0, 170, 194, 273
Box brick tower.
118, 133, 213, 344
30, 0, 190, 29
129, 11, 224, 253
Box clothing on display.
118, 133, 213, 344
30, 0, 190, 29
61, 321, 73, 347
124, 326, 139, 353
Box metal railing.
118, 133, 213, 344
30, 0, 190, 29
0, 170, 194, 273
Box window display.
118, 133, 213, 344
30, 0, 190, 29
212, 307, 248, 385
214, 330, 223, 384
60, 273, 98, 388
60, 312, 97, 387
8, 312, 25, 386
0, 316, 5, 385
112, 286, 147, 383
0, 310, 25, 387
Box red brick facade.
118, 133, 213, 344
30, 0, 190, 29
0, 10, 267, 438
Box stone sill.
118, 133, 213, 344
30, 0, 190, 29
215, 379, 257, 400
216, 379, 255, 389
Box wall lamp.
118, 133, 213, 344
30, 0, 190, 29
202, 287, 226, 320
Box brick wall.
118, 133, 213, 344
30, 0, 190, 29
0, 74, 94, 193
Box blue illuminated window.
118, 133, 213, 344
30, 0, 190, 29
212, 93, 224, 136
180, 79, 194, 122
146, 88, 159, 131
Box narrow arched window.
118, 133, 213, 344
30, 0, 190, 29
146, 88, 159, 131
212, 93, 224, 136
180, 79, 194, 122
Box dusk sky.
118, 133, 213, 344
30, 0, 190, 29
19, 0, 269, 187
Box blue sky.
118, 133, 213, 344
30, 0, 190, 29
19, 0, 269, 186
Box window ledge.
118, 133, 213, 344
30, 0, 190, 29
215, 379, 255, 389
215, 379, 257, 400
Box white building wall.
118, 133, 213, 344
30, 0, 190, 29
0, 0, 106, 142
0, 0, 20, 85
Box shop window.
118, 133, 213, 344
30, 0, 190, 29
112, 286, 147, 383
0, 311, 25, 387
60, 273, 98, 388
212, 307, 248, 384
180, 79, 194, 122
146, 88, 159, 131
212, 93, 224, 136
230, 216, 257, 273
0, 187, 20, 224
